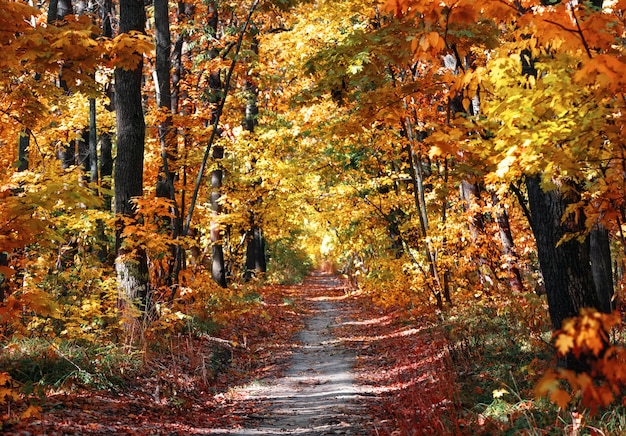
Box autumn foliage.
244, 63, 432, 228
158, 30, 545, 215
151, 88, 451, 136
2, 0, 626, 432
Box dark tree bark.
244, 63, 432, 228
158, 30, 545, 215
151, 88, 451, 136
526, 176, 601, 332
206, 0, 228, 288
154, 0, 183, 288
243, 32, 267, 281
48, 0, 73, 22
114, 0, 149, 309
50, 0, 73, 168
210, 146, 227, 287
590, 224, 614, 313
245, 226, 266, 280
517, 20, 611, 369
17, 131, 29, 172
100, 135, 113, 209
170, 0, 194, 282
99, 0, 114, 211
89, 98, 98, 185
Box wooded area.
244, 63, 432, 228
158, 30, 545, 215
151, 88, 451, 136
2, 0, 626, 433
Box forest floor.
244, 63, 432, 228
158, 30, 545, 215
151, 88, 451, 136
5, 273, 459, 435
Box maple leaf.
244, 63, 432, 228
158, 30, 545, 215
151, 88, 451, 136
21, 405, 42, 419
555, 333, 574, 356
550, 388, 571, 409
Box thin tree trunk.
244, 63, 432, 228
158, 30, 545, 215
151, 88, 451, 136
154, 0, 182, 288
210, 148, 227, 287
89, 98, 98, 185
403, 112, 445, 309
492, 192, 524, 292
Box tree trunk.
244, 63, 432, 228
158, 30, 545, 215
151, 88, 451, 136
154, 0, 182, 288
114, 0, 149, 311
242, 33, 267, 281
210, 146, 227, 287
493, 192, 524, 292
100, 134, 113, 209
590, 224, 614, 313
525, 175, 600, 332
245, 226, 265, 280
206, 1, 227, 287
48, 0, 73, 22
17, 131, 29, 172
89, 98, 98, 185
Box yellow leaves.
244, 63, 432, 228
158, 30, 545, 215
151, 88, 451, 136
106, 31, 155, 71
555, 334, 575, 357
492, 388, 509, 399
557, 309, 613, 358
425, 127, 465, 159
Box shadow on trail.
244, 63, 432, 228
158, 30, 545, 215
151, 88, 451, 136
213, 273, 376, 435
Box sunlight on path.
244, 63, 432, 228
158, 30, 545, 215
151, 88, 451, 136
212, 274, 373, 435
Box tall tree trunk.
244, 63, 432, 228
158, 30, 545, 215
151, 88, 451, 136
210, 146, 227, 287
154, 0, 182, 288
403, 110, 445, 309
526, 175, 600, 331
518, 38, 609, 369
89, 98, 98, 185
99, 0, 114, 211
114, 0, 149, 312
243, 32, 267, 281
170, 0, 194, 282
206, 0, 227, 287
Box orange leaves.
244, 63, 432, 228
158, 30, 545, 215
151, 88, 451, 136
382, 0, 410, 18
535, 372, 571, 408
536, 310, 626, 414
449, 2, 479, 25
425, 127, 465, 159
575, 55, 626, 91
106, 31, 155, 71
555, 309, 617, 359
412, 31, 445, 55
555, 333, 575, 357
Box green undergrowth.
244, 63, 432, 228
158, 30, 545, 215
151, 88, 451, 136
443, 298, 626, 435
265, 236, 314, 284
1, 339, 142, 393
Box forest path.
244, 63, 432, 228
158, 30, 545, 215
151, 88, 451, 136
7, 272, 454, 435
213, 273, 376, 435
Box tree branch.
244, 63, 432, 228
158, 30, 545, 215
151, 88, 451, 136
182, 0, 260, 236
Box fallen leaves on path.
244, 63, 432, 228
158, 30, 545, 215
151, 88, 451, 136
4, 281, 308, 435
329, 288, 461, 435
6, 274, 461, 435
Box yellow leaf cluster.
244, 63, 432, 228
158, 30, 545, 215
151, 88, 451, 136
106, 31, 155, 70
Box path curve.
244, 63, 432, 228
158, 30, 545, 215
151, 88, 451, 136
214, 274, 372, 435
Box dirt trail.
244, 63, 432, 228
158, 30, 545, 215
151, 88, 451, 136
214, 273, 374, 435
